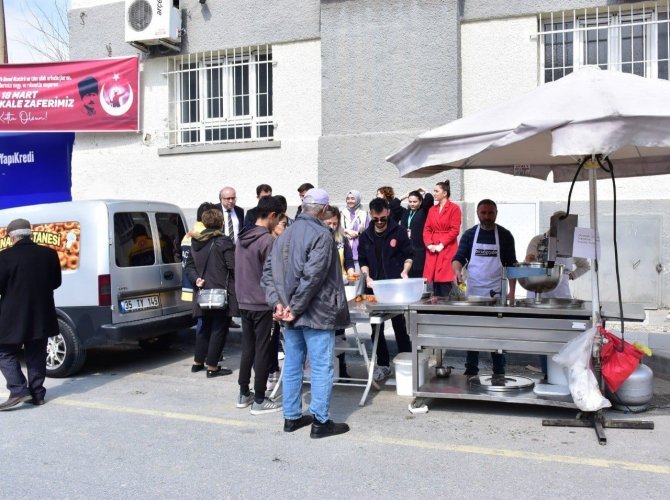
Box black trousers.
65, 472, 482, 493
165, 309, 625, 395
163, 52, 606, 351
269, 320, 281, 373
194, 313, 231, 367
0, 338, 48, 399
238, 310, 274, 399
372, 315, 411, 367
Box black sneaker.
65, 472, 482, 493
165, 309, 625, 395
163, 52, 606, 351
310, 419, 350, 439
206, 367, 233, 378
283, 415, 314, 432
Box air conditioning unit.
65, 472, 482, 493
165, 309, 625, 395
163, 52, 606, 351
125, 0, 181, 47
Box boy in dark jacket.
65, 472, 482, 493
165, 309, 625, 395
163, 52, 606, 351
358, 198, 414, 382
234, 196, 284, 415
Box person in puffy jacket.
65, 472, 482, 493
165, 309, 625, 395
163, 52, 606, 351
185, 209, 238, 378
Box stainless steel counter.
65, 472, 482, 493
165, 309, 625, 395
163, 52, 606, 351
361, 297, 645, 412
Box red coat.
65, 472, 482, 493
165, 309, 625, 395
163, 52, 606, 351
422, 201, 461, 283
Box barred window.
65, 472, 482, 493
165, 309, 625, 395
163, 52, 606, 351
540, 1, 670, 82
166, 45, 273, 147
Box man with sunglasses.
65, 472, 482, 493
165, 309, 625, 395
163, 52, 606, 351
358, 198, 414, 382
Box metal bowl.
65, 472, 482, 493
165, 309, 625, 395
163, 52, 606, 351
516, 262, 565, 293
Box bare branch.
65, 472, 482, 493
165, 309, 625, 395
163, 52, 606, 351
11, 0, 69, 62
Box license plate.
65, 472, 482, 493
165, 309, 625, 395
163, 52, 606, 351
120, 295, 161, 313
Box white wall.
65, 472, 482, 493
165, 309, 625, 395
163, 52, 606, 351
460, 15, 670, 204
71, 39, 322, 210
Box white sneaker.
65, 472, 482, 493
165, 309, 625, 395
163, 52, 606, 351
373, 365, 392, 382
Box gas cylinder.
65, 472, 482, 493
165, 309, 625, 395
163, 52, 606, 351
607, 363, 654, 412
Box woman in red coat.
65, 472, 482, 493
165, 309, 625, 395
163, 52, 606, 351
423, 180, 462, 296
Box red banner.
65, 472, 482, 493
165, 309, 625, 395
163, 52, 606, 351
0, 57, 139, 132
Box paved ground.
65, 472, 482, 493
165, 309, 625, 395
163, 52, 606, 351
1, 327, 669, 499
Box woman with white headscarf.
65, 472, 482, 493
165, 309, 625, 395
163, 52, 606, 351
341, 190, 370, 270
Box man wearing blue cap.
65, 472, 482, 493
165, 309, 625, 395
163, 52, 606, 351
261, 188, 351, 438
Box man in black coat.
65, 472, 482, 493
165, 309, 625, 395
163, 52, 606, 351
0, 218, 62, 410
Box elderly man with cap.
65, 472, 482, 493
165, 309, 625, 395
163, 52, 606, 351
0, 219, 61, 410
261, 188, 351, 438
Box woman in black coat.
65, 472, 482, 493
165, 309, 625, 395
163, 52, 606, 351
400, 190, 434, 278
185, 209, 238, 377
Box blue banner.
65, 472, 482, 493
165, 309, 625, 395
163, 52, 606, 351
0, 132, 74, 209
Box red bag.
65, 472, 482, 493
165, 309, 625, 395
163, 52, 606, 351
599, 327, 644, 393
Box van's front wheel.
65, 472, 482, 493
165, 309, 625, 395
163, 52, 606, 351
46, 319, 87, 378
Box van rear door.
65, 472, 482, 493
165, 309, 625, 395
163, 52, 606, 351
153, 211, 188, 316
111, 210, 165, 324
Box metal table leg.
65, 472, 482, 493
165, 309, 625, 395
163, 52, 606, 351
359, 323, 381, 407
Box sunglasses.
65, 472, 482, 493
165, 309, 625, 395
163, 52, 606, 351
371, 216, 388, 223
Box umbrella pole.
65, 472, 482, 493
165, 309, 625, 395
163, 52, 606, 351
589, 168, 600, 325
542, 165, 654, 445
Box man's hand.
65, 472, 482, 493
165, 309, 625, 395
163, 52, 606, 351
282, 306, 295, 322
400, 271, 409, 279
366, 276, 374, 289
273, 303, 285, 321
454, 270, 463, 284
195, 277, 205, 287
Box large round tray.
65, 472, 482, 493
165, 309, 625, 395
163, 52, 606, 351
515, 298, 584, 309
468, 375, 535, 392
444, 296, 498, 306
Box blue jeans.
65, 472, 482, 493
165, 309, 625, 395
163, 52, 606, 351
283, 327, 335, 424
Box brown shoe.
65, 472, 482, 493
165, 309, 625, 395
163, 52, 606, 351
0, 394, 32, 411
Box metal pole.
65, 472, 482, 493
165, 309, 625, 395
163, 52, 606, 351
589, 168, 600, 325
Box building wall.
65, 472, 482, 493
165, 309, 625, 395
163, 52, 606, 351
319, 0, 463, 206
460, 7, 670, 306
68, 0, 322, 211
462, 0, 637, 20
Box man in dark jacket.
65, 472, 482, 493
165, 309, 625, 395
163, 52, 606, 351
359, 198, 414, 382
261, 188, 351, 439
235, 195, 283, 415
0, 218, 61, 410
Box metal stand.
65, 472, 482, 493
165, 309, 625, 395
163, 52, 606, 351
542, 410, 654, 445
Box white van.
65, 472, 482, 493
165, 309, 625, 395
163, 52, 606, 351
0, 200, 195, 377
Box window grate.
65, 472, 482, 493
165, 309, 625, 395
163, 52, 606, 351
166, 45, 274, 147
539, 1, 670, 82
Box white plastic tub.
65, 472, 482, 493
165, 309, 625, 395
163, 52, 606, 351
393, 352, 428, 397
372, 278, 424, 304
344, 285, 357, 302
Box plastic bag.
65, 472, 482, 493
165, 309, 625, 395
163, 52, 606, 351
553, 327, 611, 412
600, 327, 644, 393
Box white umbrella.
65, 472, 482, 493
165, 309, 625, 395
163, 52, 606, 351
388, 66, 670, 181
387, 66, 670, 323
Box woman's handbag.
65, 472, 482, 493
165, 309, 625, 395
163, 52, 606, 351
196, 288, 228, 309
195, 240, 229, 310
